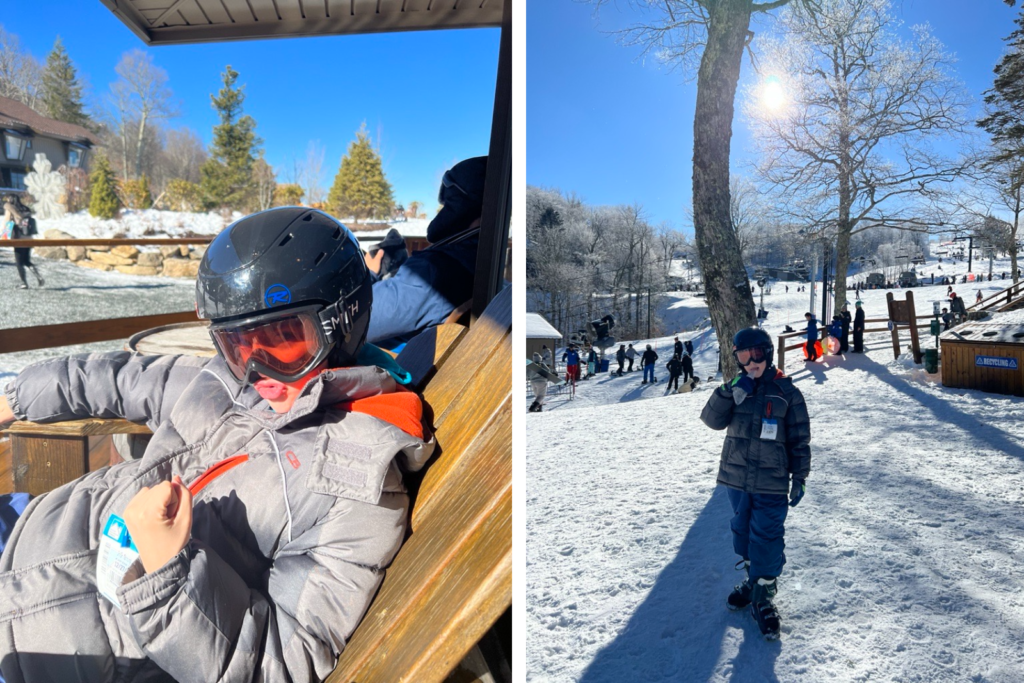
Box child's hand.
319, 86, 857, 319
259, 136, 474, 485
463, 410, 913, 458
123, 476, 193, 573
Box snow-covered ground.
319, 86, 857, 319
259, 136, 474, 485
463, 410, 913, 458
36, 209, 430, 242
527, 253, 1024, 682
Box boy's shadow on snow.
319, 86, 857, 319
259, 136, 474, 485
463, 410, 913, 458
578, 486, 783, 683
618, 381, 664, 403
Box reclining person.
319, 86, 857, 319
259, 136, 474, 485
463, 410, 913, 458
366, 156, 487, 349
0, 207, 433, 683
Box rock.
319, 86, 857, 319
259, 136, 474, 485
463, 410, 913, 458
178, 245, 190, 258
116, 265, 161, 276
34, 246, 67, 260
111, 245, 140, 259
137, 252, 163, 267
159, 245, 180, 257
189, 245, 207, 260
77, 259, 112, 272
42, 229, 74, 240
88, 251, 134, 266
162, 258, 200, 278
66, 246, 86, 261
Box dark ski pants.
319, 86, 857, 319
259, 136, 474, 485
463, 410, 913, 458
853, 329, 864, 353
806, 340, 818, 361
726, 487, 788, 580
617, 359, 624, 375
627, 358, 634, 372
667, 373, 680, 390
683, 369, 693, 383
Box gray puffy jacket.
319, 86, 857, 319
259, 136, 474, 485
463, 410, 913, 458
700, 368, 811, 495
0, 351, 434, 683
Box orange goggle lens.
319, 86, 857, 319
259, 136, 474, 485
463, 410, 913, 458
213, 313, 324, 380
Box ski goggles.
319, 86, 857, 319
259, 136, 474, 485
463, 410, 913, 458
209, 305, 334, 384
438, 169, 472, 204
734, 346, 769, 366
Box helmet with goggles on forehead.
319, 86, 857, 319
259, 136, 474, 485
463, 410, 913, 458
732, 327, 774, 368
196, 207, 372, 384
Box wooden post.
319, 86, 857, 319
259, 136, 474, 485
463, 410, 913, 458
777, 335, 786, 373
906, 291, 922, 363
886, 293, 900, 358
10, 432, 88, 496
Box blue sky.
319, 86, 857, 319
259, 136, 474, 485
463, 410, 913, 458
527, 0, 1021, 230
1, 1, 500, 210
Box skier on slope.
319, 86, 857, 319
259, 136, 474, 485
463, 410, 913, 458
700, 327, 812, 641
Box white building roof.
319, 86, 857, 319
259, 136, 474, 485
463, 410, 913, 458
526, 313, 561, 339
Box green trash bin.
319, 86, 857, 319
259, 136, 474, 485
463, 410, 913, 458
924, 347, 938, 373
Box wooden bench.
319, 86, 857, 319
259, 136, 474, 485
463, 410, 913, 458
1, 285, 511, 682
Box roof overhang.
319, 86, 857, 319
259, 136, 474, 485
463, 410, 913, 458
98, 0, 502, 45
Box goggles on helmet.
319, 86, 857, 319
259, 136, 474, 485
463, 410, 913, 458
438, 169, 472, 204
209, 304, 342, 384
734, 346, 768, 366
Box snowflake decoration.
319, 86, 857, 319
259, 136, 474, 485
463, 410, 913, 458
24, 153, 67, 219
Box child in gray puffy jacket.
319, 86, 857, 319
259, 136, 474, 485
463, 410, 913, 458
0, 208, 434, 683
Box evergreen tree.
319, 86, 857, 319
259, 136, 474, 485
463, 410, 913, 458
40, 36, 89, 127
89, 153, 121, 219
200, 66, 261, 209
327, 124, 394, 222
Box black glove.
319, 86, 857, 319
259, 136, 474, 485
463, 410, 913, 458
731, 374, 755, 405
789, 478, 806, 507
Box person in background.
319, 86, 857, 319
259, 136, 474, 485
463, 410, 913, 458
562, 344, 581, 385
682, 351, 694, 385
366, 156, 487, 349
528, 352, 551, 413
804, 312, 819, 362
2, 195, 43, 290
674, 336, 683, 357
941, 307, 953, 331
363, 227, 409, 280
542, 344, 553, 370
625, 343, 637, 372
685, 339, 694, 357
839, 303, 852, 353
976, 289, 984, 305
586, 346, 598, 379
666, 353, 683, 392
616, 344, 626, 376
641, 344, 659, 384
853, 301, 866, 353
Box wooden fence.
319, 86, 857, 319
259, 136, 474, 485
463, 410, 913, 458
776, 315, 934, 373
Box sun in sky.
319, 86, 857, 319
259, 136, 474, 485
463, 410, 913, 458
761, 74, 788, 114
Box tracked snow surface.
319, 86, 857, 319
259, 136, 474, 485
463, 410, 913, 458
527, 257, 1024, 682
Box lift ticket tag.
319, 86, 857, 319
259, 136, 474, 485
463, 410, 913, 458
97, 514, 144, 609
760, 419, 779, 440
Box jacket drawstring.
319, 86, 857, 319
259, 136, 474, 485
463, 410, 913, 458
201, 368, 247, 409
265, 431, 294, 544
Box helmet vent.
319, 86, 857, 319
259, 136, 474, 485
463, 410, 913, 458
278, 234, 293, 247
331, 227, 341, 239
314, 252, 326, 266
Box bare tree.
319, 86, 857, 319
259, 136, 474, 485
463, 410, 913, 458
108, 50, 178, 180
584, 0, 798, 376
158, 126, 207, 187
290, 140, 326, 207
253, 155, 277, 212
0, 26, 42, 109
746, 0, 971, 311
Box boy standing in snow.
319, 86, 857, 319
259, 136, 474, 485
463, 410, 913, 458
700, 327, 811, 640
804, 312, 819, 362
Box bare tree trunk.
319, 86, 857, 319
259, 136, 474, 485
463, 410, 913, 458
692, 0, 757, 378
1013, 185, 1021, 285
134, 110, 149, 180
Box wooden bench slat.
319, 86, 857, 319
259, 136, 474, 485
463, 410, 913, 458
413, 342, 510, 530
423, 286, 512, 428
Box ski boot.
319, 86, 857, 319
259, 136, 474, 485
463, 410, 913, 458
528, 401, 539, 413
726, 560, 751, 611
749, 577, 781, 641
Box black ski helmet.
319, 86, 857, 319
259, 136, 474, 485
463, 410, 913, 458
732, 327, 774, 366
197, 207, 372, 373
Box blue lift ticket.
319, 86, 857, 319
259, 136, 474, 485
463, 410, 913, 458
97, 514, 144, 609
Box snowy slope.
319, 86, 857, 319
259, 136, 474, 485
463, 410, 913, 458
527, 254, 1024, 682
